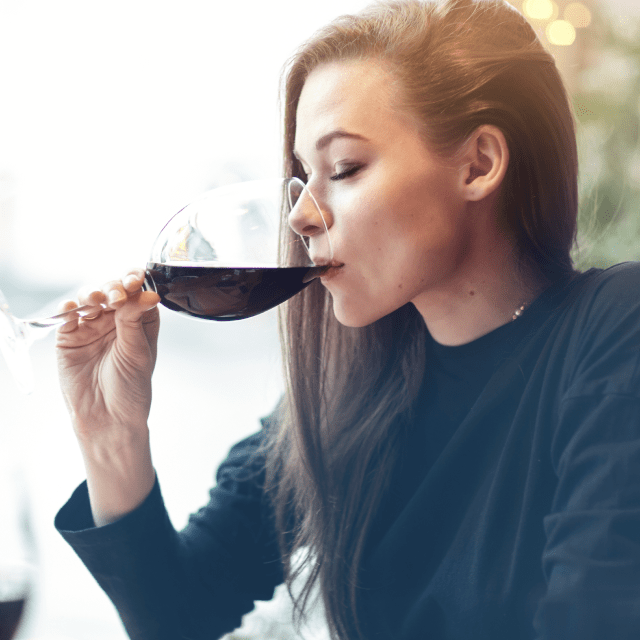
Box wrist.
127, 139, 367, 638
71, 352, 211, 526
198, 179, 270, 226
75, 426, 156, 527
74, 420, 151, 459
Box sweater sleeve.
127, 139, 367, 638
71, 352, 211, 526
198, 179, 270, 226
54, 427, 283, 640
533, 392, 640, 639
533, 264, 640, 639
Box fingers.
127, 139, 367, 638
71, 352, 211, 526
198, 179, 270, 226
116, 291, 161, 322
122, 268, 147, 291
112, 277, 160, 357
116, 269, 159, 317
56, 269, 160, 360
56, 299, 80, 334
74, 270, 150, 310
103, 270, 150, 307
77, 285, 107, 312
62, 269, 158, 329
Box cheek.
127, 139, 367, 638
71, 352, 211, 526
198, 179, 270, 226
326, 173, 467, 325
357, 176, 436, 241
333, 171, 462, 275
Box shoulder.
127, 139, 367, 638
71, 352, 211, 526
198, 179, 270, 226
564, 261, 640, 324
537, 261, 640, 345
582, 262, 640, 295
558, 262, 640, 398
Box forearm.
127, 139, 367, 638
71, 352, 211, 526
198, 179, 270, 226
76, 424, 156, 527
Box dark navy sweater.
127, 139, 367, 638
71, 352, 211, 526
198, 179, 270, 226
56, 262, 640, 639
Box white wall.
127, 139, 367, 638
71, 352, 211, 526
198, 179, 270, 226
0, 0, 371, 287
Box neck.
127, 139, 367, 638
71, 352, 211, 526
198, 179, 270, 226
412, 243, 545, 347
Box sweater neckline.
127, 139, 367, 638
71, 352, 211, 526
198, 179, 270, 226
428, 269, 593, 362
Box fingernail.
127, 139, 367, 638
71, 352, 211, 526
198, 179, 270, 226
109, 290, 125, 304
123, 275, 138, 288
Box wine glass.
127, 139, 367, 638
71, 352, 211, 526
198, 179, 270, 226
0, 176, 330, 393
0, 454, 37, 640
142, 176, 331, 320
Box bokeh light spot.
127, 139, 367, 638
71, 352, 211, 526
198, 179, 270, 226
547, 19, 577, 46
523, 0, 554, 20
564, 2, 591, 28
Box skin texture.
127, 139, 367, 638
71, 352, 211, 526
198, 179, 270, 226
290, 60, 543, 346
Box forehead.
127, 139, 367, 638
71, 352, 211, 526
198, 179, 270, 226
295, 60, 407, 152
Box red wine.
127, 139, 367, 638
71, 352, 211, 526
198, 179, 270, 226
0, 599, 25, 640
144, 264, 326, 321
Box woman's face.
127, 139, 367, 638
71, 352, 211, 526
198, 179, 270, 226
291, 60, 474, 328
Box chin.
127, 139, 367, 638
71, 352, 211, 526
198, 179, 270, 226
331, 299, 392, 328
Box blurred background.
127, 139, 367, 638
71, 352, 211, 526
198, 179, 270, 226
0, 0, 638, 638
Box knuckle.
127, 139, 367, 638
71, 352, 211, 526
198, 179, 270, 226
102, 280, 125, 300
103, 279, 123, 291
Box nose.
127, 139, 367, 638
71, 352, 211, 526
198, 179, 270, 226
287, 180, 333, 241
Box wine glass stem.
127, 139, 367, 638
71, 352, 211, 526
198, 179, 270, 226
26, 304, 106, 329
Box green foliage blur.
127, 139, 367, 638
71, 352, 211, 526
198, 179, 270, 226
572, 4, 640, 270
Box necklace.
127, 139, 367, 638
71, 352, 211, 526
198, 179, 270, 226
511, 303, 527, 321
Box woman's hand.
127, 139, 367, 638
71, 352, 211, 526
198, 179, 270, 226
56, 268, 161, 442
56, 268, 161, 526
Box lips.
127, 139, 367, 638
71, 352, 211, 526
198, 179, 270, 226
311, 256, 343, 268
302, 261, 343, 283
306, 256, 344, 283
319, 264, 344, 281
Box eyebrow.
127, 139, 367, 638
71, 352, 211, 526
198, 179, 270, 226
293, 130, 368, 160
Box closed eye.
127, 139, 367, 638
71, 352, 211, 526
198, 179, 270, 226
330, 165, 363, 181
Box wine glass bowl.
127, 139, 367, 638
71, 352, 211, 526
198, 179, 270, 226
143, 177, 332, 321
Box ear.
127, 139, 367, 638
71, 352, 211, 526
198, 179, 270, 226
458, 125, 509, 202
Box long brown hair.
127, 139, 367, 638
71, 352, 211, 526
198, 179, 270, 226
264, 1, 579, 638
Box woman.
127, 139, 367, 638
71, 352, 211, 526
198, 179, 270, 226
54, 0, 640, 638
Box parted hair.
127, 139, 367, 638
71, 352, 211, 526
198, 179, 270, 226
264, 1, 579, 638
